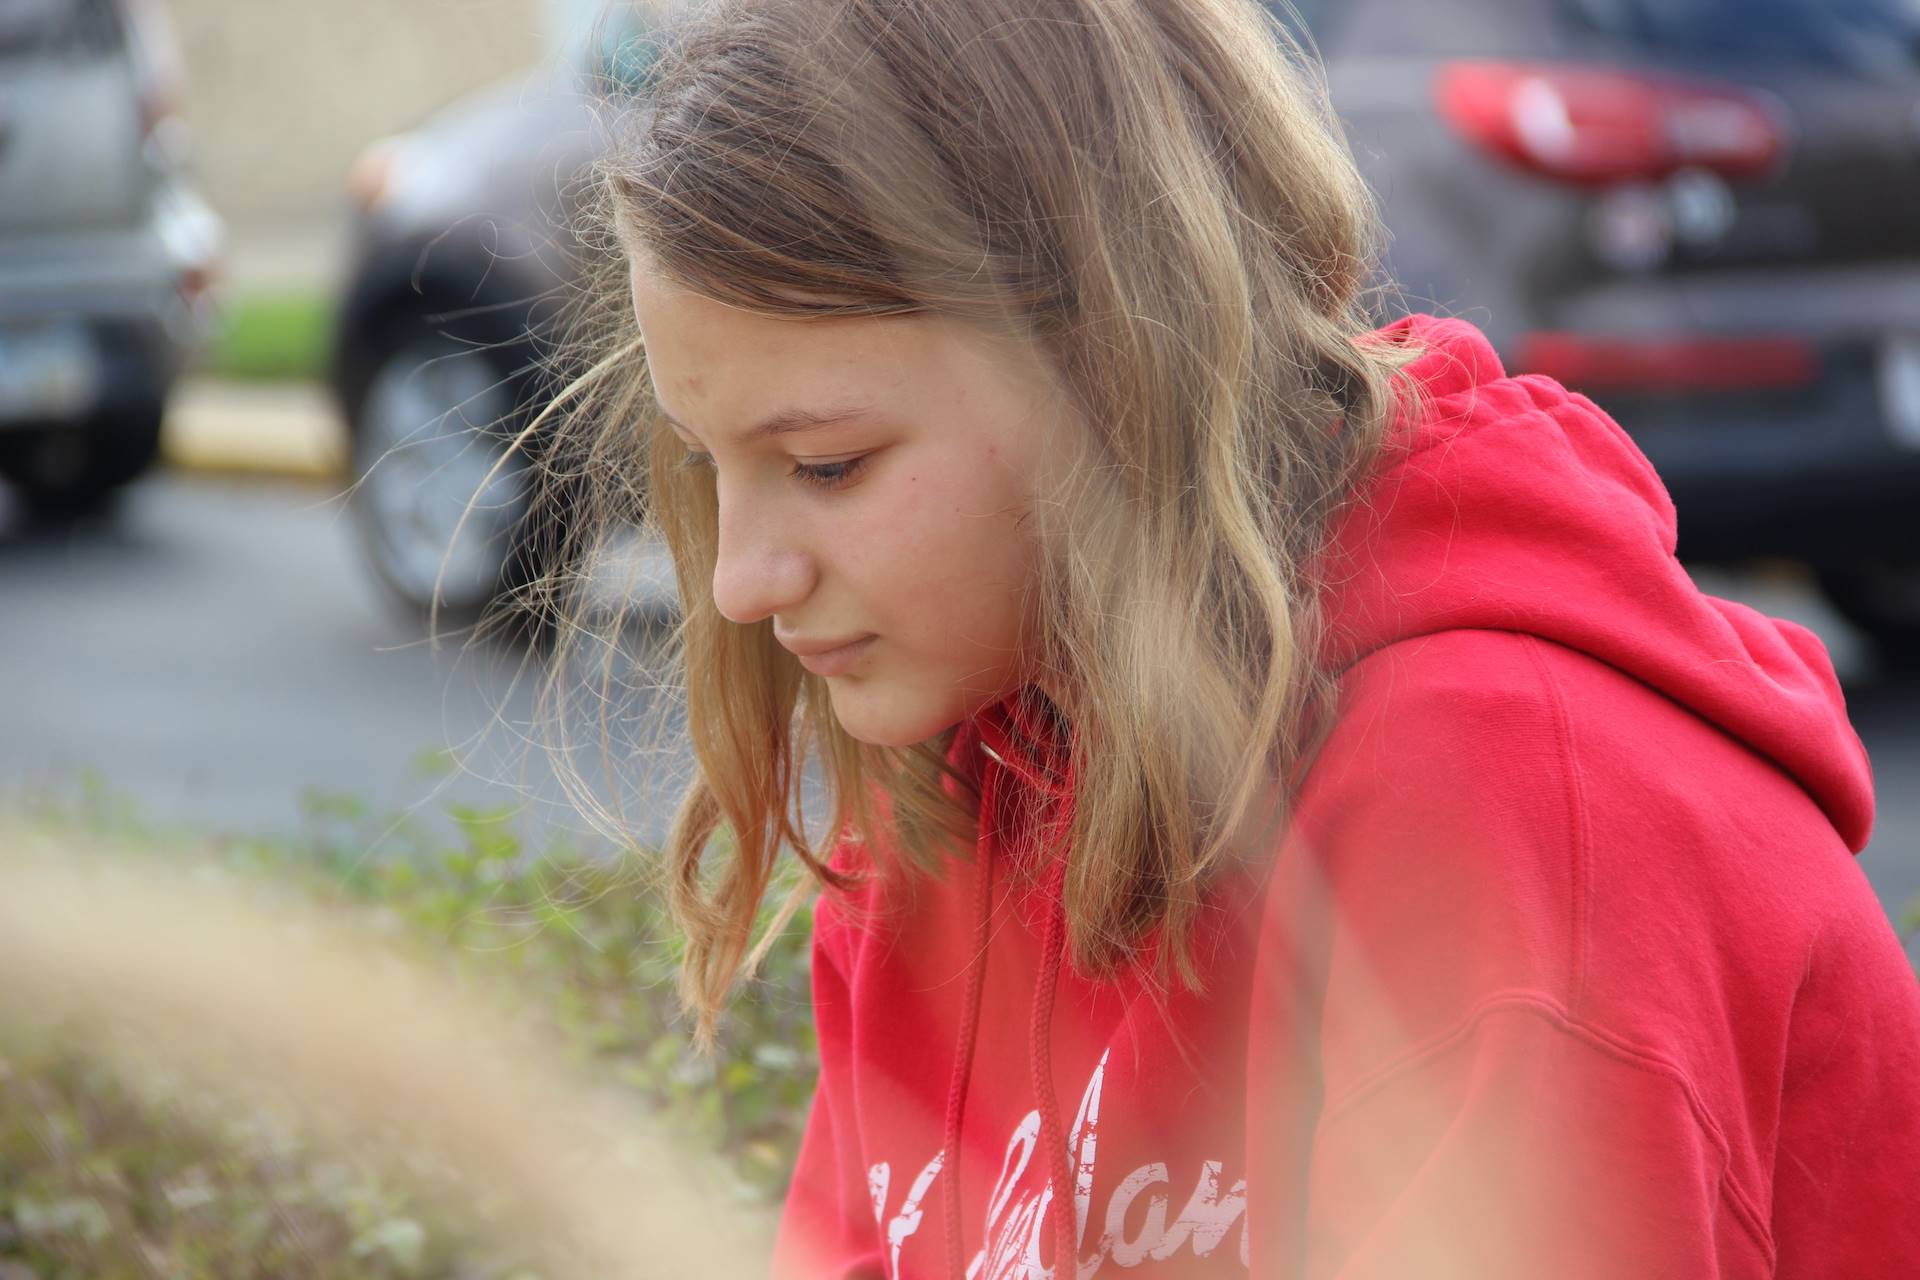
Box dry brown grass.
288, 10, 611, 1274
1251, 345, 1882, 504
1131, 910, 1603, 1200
0, 820, 771, 1277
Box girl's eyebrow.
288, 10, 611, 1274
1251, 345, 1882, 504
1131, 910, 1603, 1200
662, 404, 880, 442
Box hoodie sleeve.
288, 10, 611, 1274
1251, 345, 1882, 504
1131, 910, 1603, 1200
1249, 633, 1788, 1278
773, 892, 887, 1279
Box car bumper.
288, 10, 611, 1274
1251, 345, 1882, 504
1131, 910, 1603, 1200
0, 183, 223, 428
1535, 260, 1920, 564
1607, 348, 1920, 564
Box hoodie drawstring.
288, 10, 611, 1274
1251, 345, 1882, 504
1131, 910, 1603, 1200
1030, 855, 1074, 1279
941, 835, 993, 1280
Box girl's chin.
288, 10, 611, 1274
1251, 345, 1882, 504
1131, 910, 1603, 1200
824, 682, 970, 750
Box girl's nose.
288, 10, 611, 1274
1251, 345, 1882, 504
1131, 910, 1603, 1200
709, 493, 816, 625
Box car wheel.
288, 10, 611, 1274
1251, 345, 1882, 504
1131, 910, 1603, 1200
1816, 563, 1920, 668
0, 397, 166, 519
350, 330, 535, 626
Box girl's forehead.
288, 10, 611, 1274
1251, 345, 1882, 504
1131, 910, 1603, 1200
624, 249, 1069, 440
632, 290, 921, 434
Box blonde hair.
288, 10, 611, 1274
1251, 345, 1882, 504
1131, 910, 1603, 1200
506, 0, 1419, 1041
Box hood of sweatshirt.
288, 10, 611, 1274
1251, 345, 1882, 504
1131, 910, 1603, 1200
1316, 313, 1874, 852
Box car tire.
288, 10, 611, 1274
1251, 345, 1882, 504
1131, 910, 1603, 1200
348, 325, 542, 630
0, 397, 166, 520
1816, 563, 1920, 668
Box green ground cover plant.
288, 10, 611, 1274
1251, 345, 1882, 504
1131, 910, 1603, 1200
204, 291, 333, 384
0, 777, 811, 1277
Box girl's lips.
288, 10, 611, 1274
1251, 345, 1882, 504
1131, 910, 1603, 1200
793, 635, 878, 677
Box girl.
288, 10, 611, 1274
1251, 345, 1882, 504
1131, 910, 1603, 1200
531, 0, 1920, 1274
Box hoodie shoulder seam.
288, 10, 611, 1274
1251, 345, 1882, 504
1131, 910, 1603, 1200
1317, 987, 1780, 1269
1517, 634, 1594, 1013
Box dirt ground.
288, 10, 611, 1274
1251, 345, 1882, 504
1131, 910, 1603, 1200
168, 0, 553, 234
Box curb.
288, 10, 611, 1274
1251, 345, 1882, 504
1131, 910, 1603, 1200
160, 379, 349, 484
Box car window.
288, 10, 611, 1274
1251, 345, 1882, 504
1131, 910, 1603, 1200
1560, 0, 1920, 72
0, 0, 119, 60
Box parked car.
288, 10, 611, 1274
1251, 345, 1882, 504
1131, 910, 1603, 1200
0, 0, 222, 515
331, 0, 1920, 657
1315, 0, 1920, 654
327, 15, 654, 623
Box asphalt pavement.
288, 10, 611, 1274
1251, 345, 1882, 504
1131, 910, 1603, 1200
0, 459, 688, 855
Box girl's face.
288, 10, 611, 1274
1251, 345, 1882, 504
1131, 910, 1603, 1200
629, 258, 1062, 748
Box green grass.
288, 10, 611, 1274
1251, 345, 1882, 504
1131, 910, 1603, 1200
204, 290, 333, 383
0, 778, 810, 1276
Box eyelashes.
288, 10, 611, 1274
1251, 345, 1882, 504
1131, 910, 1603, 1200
790, 455, 869, 491
675, 451, 871, 493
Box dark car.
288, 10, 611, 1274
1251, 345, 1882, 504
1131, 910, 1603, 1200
0, 0, 222, 515
1316, 0, 1920, 653
328, 70, 595, 620
331, 0, 1920, 655
327, 8, 660, 624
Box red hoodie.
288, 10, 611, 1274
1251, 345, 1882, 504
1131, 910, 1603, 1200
772, 314, 1919, 1279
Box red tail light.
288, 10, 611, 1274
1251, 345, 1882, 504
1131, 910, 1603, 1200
1436, 61, 1785, 188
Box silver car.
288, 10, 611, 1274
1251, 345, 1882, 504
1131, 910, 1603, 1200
0, 0, 222, 516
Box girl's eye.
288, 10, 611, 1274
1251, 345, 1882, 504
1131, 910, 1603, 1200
675, 449, 869, 489
791, 455, 870, 491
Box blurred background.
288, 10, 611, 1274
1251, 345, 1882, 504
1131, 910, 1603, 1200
2, 0, 1916, 894
1, 0, 1917, 1269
